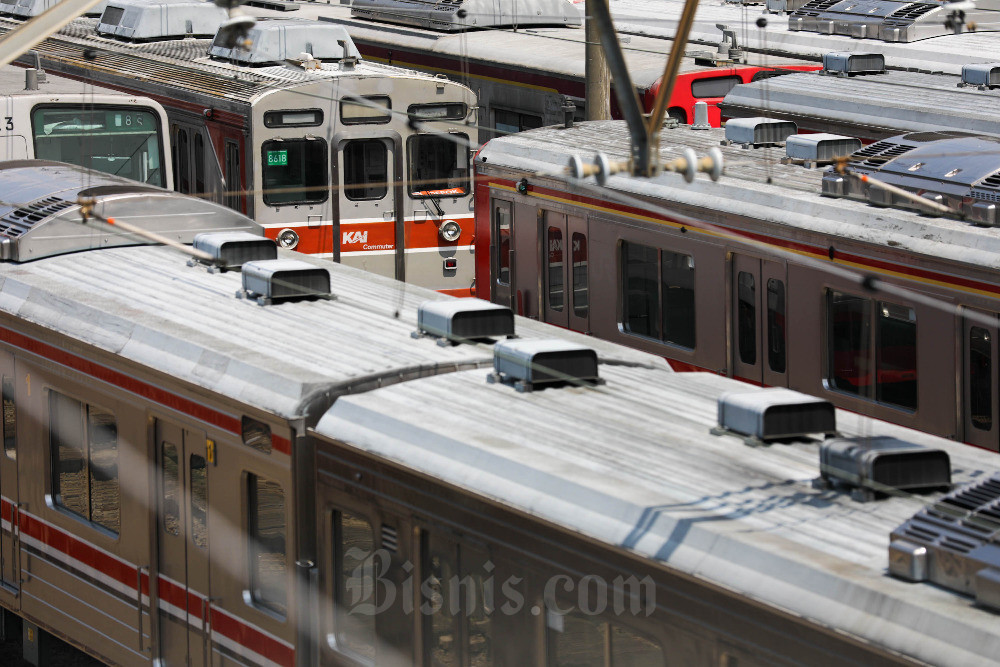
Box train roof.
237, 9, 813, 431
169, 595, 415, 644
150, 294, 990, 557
720, 68, 1000, 139
0, 61, 140, 96
0, 241, 665, 421
313, 366, 1000, 665
476, 120, 1000, 272
607, 0, 1000, 75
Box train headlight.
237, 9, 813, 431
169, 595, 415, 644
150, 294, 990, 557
439, 220, 462, 242
277, 228, 299, 250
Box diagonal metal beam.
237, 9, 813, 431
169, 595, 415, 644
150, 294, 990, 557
0, 0, 107, 70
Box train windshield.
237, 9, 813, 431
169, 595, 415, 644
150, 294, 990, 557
31, 106, 165, 187
407, 133, 469, 198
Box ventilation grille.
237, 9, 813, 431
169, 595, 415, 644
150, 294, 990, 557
887, 2, 935, 19
850, 142, 914, 169
794, 0, 838, 13
381, 525, 398, 554
0, 197, 73, 237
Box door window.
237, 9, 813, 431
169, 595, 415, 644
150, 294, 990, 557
572, 232, 588, 317
494, 202, 511, 287
343, 139, 388, 201
970, 326, 993, 431
248, 473, 287, 615
767, 279, 786, 373
262, 138, 328, 205
546, 226, 564, 312
737, 271, 756, 365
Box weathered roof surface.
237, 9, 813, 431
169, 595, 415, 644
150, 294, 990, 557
721, 69, 1000, 139
0, 62, 127, 95
315, 366, 1000, 665
477, 120, 1000, 273
0, 244, 665, 419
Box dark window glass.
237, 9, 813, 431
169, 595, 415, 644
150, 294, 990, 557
690, 75, 742, 99
494, 202, 511, 286
50, 392, 119, 534
425, 537, 459, 667
343, 139, 388, 201
264, 109, 323, 128
225, 140, 241, 211
341, 96, 391, 125
494, 108, 543, 134
407, 133, 469, 197
622, 242, 660, 338
190, 454, 208, 549
547, 225, 564, 312
829, 291, 871, 397
262, 138, 328, 206
970, 326, 993, 431
572, 232, 589, 317
176, 128, 190, 193
611, 625, 664, 666
3, 375, 15, 459
249, 474, 286, 615
661, 250, 695, 349
194, 132, 205, 196
737, 271, 756, 365
333, 510, 375, 659
549, 614, 664, 667
462, 546, 493, 666
242, 416, 272, 454
101, 5, 124, 25
767, 278, 787, 373
162, 442, 180, 537
877, 302, 917, 410
32, 106, 164, 186
408, 103, 468, 121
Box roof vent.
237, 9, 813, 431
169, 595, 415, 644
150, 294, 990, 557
97, 0, 227, 40
238, 259, 331, 305
191, 231, 276, 272
783, 133, 862, 166
209, 18, 360, 65
415, 298, 515, 345
714, 388, 835, 444
821, 52, 885, 77
889, 474, 1000, 611
818, 437, 950, 502
960, 63, 1000, 90
488, 340, 600, 392
722, 117, 797, 148
1, 0, 106, 17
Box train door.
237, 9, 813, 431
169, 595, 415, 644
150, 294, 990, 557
154, 418, 211, 666
0, 351, 17, 598
731, 255, 787, 387
542, 210, 589, 332
336, 135, 404, 280
492, 199, 514, 308
963, 309, 999, 451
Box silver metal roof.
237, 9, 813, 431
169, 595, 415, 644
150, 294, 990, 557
0, 161, 259, 261
97, 0, 227, 41
349, 0, 581, 31
313, 366, 1000, 665
208, 18, 361, 64
788, 0, 1000, 42
0, 243, 664, 420
721, 69, 1000, 140
476, 120, 1000, 270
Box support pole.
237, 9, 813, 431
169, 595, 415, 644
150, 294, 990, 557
645, 0, 700, 148
585, 0, 611, 121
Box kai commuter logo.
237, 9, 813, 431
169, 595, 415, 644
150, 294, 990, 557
343, 230, 368, 245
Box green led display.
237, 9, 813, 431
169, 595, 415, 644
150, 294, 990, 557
267, 150, 289, 167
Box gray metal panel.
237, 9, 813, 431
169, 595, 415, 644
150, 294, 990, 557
313, 367, 1000, 666
208, 18, 361, 64
350, 0, 581, 31
97, 0, 226, 40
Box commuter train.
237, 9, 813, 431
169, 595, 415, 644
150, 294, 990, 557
474, 119, 1000, 451
0, 61, 171, 186
0, 4, 479, 293
0, 160, 999, 667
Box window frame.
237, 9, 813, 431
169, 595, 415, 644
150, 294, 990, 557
340, 96, 392, 126
619, 240, 696, 350
263, 108, 324, 128
260, 137, 329, 206
342, 138, 389, 202
246, 471, 288, 617
406, 132, 470, 199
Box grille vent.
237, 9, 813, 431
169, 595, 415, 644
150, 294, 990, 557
0, 197, 73, 237
795, 0, 838, 11
887, 2, 935, 19
381, 525, 398, 554
850, 142, 914, 169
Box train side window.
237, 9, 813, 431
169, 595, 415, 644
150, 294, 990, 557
767, 278, 786, 373
225, 139, 241, 211
49, 391, 120, 535
247, 473, 287, 615
572, 232, 588, 317
194, 132, 205, 196
690, 75, 742, 99
547, 225, 564, 312
622, 242, 660, 338
494, 108, 543, 134
828, 291, 871, 398
661, 250, 695, 349
242, 416, 272, 454
970, 327, 993, 430
343, 139, 388, 201
407, 133, 469, 197
737, 271, 756, 365
3, 375, 15, 459
262, 138, 328, 206
331, 509, 375, 660
548, 612, 663, 667
877, 302, 917, 410
190, 454, 208, 549
494, 201, 512, 286
176, 128, 190, 193
162, 442, 180, 536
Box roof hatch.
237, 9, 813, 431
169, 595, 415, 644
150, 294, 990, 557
890, 474, 1000, 611
97, 0, 226, 40
789, 0, 1000, 42
821, 131, 1000, 225
349, 0, 581, 31
209, 18, 360, 65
